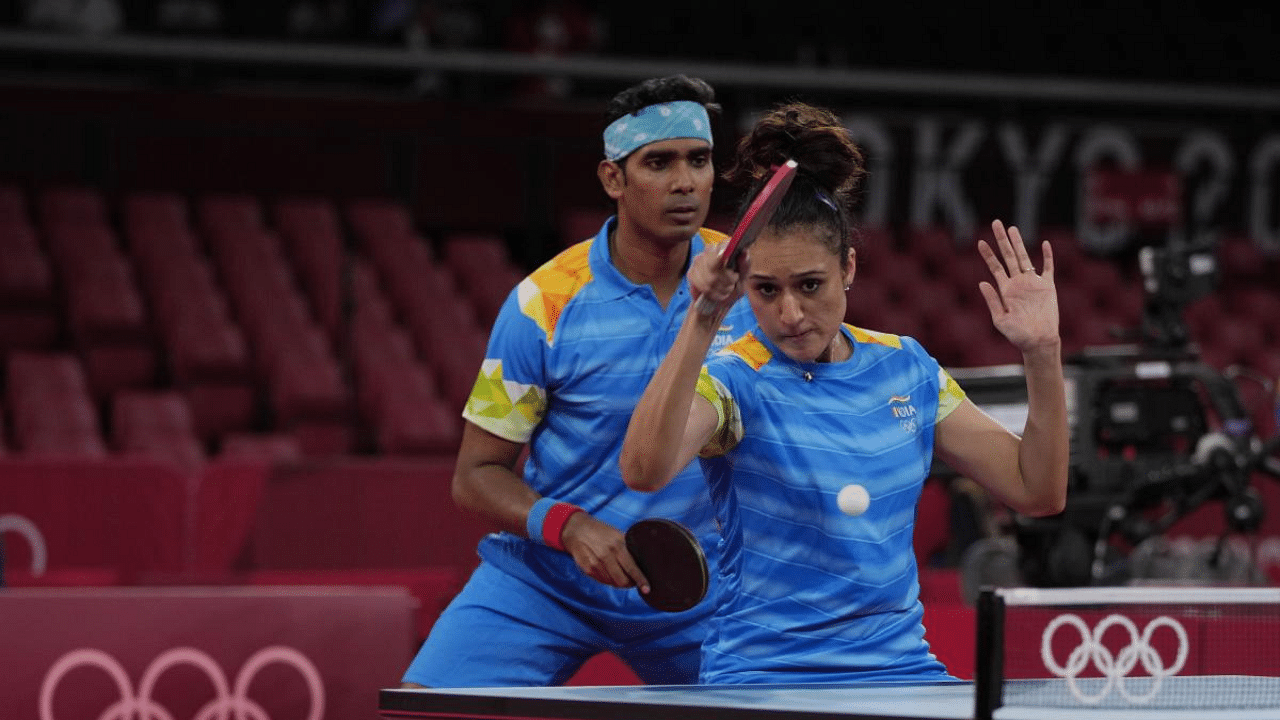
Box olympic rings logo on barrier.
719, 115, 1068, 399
1040, 613, 1189, 704
39, 646, 325, 720
0, 513, 48, 575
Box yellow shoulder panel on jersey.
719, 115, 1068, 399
720, 331, 772, 371
848, 324, 904, 349
517, 240, 594, 345
700, 227, 730, 246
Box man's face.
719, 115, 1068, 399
604, 138, 714, 245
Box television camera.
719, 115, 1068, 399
954, 233, 1280, 594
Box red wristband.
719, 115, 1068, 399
542, 502, 584, 552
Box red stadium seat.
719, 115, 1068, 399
358, 353, 461, 454
265, 346, 353, 456
943, 256, 995, 310
64, 256, 150, 344
167, 305, 252, 382
123, 191, 191, 233
41, 219, 119, 279
901, 225, 964, 278
83, 344, 160, 402
346, 197, 415, 244
1218, 234, 1275, 282
443, 233, 524, 325
375, 379, 462, 455
6, 353, 108, 459
120, 194, 259, 443
218, 432, 304, 462
273, 197, 346, 341
844, 276, 890, 326
0, 219, 59, 351
184, 381, 259, 443
856, 224, 896, 252
347, 256, 465, 450
1199, 316, 1267, 371
0, 184, 28, 224
868, 305, 929, 341
36, 186, 108, 227
557, 206, 610, 247
1071, 258, 1142, 332
352, 324, 416, 417
1223, 285, 1280, 324
35, 202, 157, 399
1037, 225, 1088, 285
927, 310, 1012, 368
111, 390, 206, 474
0, 220, 54, 306
350, 258, 397, 328
197, 193, 264, 237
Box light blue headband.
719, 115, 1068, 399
603, 100, 713, 161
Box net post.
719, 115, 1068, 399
974, 587, 1005, 720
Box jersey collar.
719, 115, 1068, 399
589, 216, 708, 302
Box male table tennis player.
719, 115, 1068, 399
401, 75, 757, 687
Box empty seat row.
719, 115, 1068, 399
5, 352, 107, 459
343, 203, 488, 412
29, 187, 157, 400
15, 186, 1272, 463
1, 351, 319, 470
350, 259, 462, 453
0, 209, 60, 352
112, 390, 206, 474
442, 233, 525, 327
121, 192, 258, 441
197, 195, 351, 454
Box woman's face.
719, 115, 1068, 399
745, 225, 855, 364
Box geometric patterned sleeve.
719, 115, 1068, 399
694, 366, 742, 457
462, 358, 548, 444
935, 366, 967, 423
461, 243, 592, 444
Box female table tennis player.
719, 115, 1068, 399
620, 102, 1069, 684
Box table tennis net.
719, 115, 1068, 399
976, 586, 1280, 716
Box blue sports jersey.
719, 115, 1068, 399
693, 324, 966, 684
462, 219, 757, 609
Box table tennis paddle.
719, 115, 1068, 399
695, 158, 799, 315
625, 518, 709, 613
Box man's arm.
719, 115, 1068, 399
451, 421, 539, 534
452, 421, 649, 591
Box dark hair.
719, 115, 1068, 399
604, 74, 721, 130
723, 103, 866, 268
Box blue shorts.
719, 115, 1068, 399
401, 553, 715, 687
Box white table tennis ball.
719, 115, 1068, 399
837, 484, 870, 516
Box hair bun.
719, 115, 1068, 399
724, 103, 865, 201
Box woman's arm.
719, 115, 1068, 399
935, 220, 1068, 517
935, 347, 1068, 517
621, 245, 740, 492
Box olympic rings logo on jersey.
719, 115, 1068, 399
1040, 613, 1189, 705
39, 646, 325, 720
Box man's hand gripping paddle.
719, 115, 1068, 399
625, 518, 709, 613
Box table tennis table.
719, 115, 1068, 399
379, 676, 1280, 720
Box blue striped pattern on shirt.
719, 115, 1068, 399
697, 324, 963, 683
